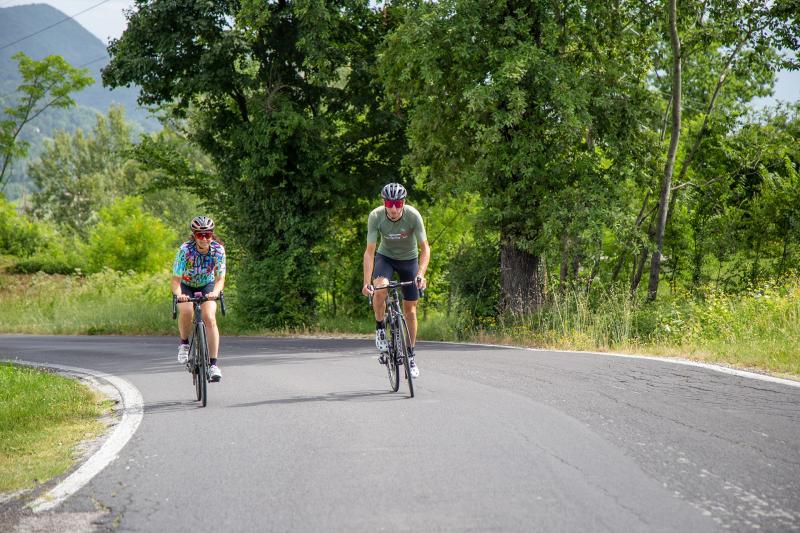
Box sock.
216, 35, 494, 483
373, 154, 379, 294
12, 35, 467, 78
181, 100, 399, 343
408, 346, 416, 357
376, 320, 385, 330
180, 338, 188, 345
210, 358, 217, 366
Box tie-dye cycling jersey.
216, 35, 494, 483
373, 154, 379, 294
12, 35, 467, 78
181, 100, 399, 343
172, 240, 226, 288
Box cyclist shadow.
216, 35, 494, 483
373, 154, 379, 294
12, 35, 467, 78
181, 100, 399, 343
143, 400, 205, 414
229, 390, 400, 408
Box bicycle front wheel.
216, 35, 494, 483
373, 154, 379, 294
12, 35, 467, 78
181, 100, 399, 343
385, 320, 400, 392
397, 316, 414, 398
196, 323, 209, 407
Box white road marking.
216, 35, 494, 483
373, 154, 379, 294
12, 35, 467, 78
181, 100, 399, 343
425, 341, 800, 388
4, 360, 144, 513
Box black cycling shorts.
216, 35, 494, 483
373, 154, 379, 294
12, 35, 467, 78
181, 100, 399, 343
373, 253, 420, 301
180, 281, 215, 297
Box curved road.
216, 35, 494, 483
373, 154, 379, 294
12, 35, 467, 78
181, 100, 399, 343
1, 335, 799, 532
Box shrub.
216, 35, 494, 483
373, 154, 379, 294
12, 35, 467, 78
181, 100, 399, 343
84, 196, 177, 273
0, 196, 53, 257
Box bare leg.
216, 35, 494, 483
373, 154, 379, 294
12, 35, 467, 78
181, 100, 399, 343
403, 299, 418, 347
178, 302, 192, 340
201, 301, 219, 359
372, 277, 389, 322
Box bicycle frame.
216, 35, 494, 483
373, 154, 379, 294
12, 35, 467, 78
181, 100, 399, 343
370, 280, 418, 397
172, 292, 226, 407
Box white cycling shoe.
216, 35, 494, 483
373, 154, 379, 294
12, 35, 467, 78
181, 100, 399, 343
409, 357, 419, 378
375, 329, 389, 353
208, 364, 222, 382
177, 343, 189, 364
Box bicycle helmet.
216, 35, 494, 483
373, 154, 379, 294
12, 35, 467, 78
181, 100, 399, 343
381, 182, 407, 200
190, 215, 215, 232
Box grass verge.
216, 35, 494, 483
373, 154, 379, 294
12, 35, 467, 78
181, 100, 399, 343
0, 363, 109, 494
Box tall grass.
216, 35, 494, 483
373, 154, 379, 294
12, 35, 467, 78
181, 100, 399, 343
463, 282, 800, 377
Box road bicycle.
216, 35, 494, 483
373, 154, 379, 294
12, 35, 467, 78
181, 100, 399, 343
172, 292, 226, 407
369, 280, 422, 398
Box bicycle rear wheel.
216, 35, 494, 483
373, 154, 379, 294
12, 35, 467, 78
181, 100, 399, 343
397, 316, 414, 398
385, 320, 400, 392
196, 323, 209, 407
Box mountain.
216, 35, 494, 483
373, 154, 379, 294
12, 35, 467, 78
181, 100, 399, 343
0, 3, 159, 199
0, 3, 156, 128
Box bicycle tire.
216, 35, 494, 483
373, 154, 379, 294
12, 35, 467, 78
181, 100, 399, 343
385, 319, 400, 392
397, 315, 414, 398
197, 323, 209, 407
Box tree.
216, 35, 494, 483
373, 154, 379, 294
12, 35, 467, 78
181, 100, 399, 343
380, 0, 658, 313
103, 0, 404, 326
28, 107, 136, 233
0, 52, 93, 191
646, 0, 800, 299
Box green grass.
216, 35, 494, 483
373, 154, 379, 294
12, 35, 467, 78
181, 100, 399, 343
0, 363, 108, 493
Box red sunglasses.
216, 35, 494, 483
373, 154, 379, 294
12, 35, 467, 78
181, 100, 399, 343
194, 232, 213, 240
384, 199, 405, 208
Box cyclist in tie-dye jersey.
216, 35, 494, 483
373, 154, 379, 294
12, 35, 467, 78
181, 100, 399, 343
171, 216, 226, 382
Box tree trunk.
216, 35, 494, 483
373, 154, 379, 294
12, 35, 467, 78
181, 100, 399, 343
559, 234, 570, 288
500, 236, 545, 315
631, 247, 648, 296
648, 0, 681, 301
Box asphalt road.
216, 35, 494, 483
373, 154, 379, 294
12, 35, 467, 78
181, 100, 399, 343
1, 335, 799, 532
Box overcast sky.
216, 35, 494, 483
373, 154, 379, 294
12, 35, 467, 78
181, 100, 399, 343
2, 0, 798, 105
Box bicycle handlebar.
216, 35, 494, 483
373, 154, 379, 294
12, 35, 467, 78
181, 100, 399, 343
367, 280, 425, 306
172, 291, 226, 319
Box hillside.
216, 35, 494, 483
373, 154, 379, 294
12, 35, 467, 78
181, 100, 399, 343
0, 3, 159, 199
0, 3, 155, 126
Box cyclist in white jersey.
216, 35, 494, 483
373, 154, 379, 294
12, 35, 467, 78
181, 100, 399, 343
362, 183, 430, 377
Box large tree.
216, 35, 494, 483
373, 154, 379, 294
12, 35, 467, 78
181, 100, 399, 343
380, 0, 658, 312
103, 0, 405, 326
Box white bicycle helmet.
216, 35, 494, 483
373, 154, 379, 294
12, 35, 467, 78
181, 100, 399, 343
190, 215, 215, 232
381, 182, 407, 200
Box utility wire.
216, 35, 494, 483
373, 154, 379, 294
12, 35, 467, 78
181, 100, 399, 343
0, 0, 114, 51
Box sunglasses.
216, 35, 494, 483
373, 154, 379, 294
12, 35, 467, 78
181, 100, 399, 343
384, 199, 405, 209
194, 232, 213, 240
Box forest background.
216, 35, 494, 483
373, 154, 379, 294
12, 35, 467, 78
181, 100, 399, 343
1, 0, 800, 377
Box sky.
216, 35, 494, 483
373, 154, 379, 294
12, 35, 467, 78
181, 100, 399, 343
2, 0, 798, 105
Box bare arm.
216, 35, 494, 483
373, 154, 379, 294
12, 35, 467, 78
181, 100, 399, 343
209, 274, 225, 299
362, 242, 377, 295
171, 276, 189, 302
416, 240, 430, 288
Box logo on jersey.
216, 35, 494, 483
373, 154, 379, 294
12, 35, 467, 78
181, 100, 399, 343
385, 231, 409, 240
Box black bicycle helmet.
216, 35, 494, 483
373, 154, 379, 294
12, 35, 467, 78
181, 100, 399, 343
380, 182, 407, 200
190, 215, 215, 232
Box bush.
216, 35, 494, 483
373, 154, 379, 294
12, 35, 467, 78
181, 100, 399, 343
449, 232, 500, 332
0, 195, 53, 257
84, 196, 177, 273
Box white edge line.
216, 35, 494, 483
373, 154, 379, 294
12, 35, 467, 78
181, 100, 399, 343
424, 340, 800, 389
3, 360, 144, 513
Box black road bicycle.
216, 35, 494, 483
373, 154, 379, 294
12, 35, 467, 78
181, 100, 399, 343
370, 280, 421, 398
172, 292, 226, 407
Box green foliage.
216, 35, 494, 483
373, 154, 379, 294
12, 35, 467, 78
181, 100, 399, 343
103, 0, 405, 326
29, 107, 135, 233
1, 52, 93, 190
84, 196, 176, 274
448, 230, 500, 332
0, 195, 52, 257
